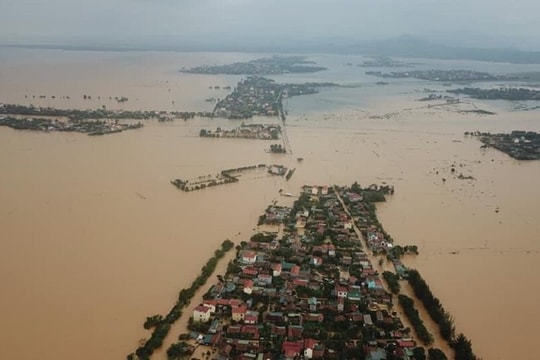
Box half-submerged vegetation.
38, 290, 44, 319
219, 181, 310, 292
181, 55, 327, 75
0, 103, 212, 121
466, 130, 540, 160
408, 269, 480, 360
382, 271, 400, 294
448, 87, 540, 100
366, 69, 524, 82
0, 116, 142, 136
171, 164, 289, 192
126, 240, 234, 360
199, 123, 281, 140
398, 294, 434, 345
269, 143, 287, 153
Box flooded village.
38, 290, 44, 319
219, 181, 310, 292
170, 164, 291, 192
199, 124, 281, 140
2, 48, 540, 360
133, 184, 474, 360
467, 130, 540, 160
212, 76, 336, 120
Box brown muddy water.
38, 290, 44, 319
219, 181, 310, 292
1, 49, 540, 360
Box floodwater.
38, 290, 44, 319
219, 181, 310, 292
1, 48, 540, 360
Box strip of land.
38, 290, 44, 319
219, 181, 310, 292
212, 76, 337, 120
366, 69, 526, 82
448, 87, 540, 100
0, 115, 142, 136
467, 130, 540, 160
144, 183, 481, 360
181, 55, 327, 75
171, 164, 293, 192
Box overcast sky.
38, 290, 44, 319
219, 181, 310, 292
1, 0, 540, 49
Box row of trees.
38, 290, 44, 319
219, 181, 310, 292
0, 103, 211, 121
127, 239, 235, 360
398, 294, 434, 345
407, 270, 455, 341
166, 341, 193, 360
382, 271, 400, 294
429, 348, 448, 360
269, 143, 286, 153
386, 245, 420, 260
411, 347, 448, 360
408, 269, 479, 360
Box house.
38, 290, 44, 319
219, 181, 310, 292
290, 265, 301, 277
304, 313, 324, 322
313, 343, 325, 359
363, 314, 374, 326
240, 325, 260, 339
227, 325, 241, 335
349, 312, 364, 322
310, 256, 323, 266
328, 244, 336, 257
193, 305, 212, 323
367, 348, 387, 360
272, 263, 282, 277
341, 255, 352, 265
296, 217, 307, 229
348, 288, 362, 301
238, 353, 257, 360
288, 313, 303, 325
265, 311, 284, 323
271, 325, 287, 336
337, 296, 345, 312
367, 279, 384, 290
201, 301, 217, 313
335, 285, 348, 298
240, 250, 257, 264
208, 319, 221, 334
304, 338, 318, 359
243, 279, 254, 294
292, 278, 309, 287
398, 340, 416, 348
376, 311, 384, 323
287, 325, 304, 339
232, 305, 247, 322
257, 273, 273, 286
219, 344, 232, 358
243, 266, 258, 277
321, 186, 329, 195
282, 341, 303, 359
308, 281, 322, 291
308, 297, 318, 312
244, 310, 259, 324
202, 333, 221, 346
311, 186, 319, 195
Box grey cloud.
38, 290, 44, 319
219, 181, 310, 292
0, 0, 539, 49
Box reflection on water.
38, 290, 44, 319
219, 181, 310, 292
1, 49, 540, 360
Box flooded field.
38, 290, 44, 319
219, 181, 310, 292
1, 48, 540, 359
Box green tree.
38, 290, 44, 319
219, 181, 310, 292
413, 347, 427, 360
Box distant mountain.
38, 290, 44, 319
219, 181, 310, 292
3, 35, 540, 64
353, 35, 540, 64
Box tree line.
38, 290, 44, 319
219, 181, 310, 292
408, 269, 479, 360
398, 294, 434, 345
127, 239, 234, 360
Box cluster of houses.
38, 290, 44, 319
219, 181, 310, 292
214, 77, 282, 119
200, 123, 281, 140
188, 185, 418, 359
